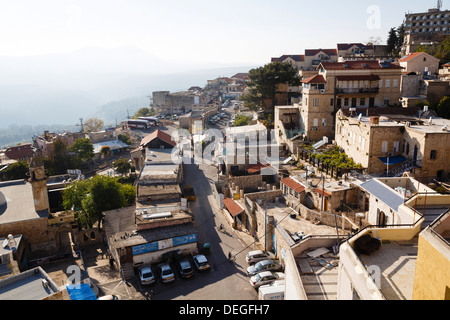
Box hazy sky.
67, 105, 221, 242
0, 0, 443, 65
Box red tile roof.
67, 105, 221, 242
305, 49, 337, 57
315, 188, 332, 197
246, 163, 270, 174
398, 52, 430, 62
320, 60, 403, 70
301, 74, 326, 84
337, 43, 374, 51
271, 55, 305, 62
4, 143, 33, 160
281, 177, 305, 193
140, 130, 176, 148
223, 198, 245, 217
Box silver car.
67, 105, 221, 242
246, 259, 282, 276
159, 264, 176, 283
245, 250, 275, 265
249, 271, 285, 289
138, 266, 155, 285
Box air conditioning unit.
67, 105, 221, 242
320, 89, 325, 94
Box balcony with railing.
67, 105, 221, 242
335, 87, 379, 95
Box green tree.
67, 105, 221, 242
43, 138, 75, 175
241, 61, 300, 111
1, 161, 29, 181
113, 158, 132, 175
387, 27, 399, 55
436, 96, 450, 119
100, 145, 111, 158
416, 35, 450, 64
118, 134, 132, 145
62, 175, 136, 229
233, 115, 252, 127
133, 108, 154, 119
69, 138, 94, 164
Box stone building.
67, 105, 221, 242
336, 109, 450, 180
152, 91, 199, 115
335, 112, 405, 175
300, 60, 403, 142
397, 51, 440, 76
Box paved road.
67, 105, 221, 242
147, 162, 256, 300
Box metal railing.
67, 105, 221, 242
335, 88, 379, 95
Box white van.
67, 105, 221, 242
258, 281, 285, 300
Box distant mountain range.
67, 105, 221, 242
0, 45, 257, 147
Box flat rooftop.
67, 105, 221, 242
263, 202, 347, 243
357, 238, 418, 300
0, 267, 59, 300
296, 246, 339, 300
0, 180, 48, 224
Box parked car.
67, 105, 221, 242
246, 259, 282, 276
159, 264, 176, 283
138, 266, 155, 285
249, 271, 285, 290
177, 260, 194, 279
245, 250, 276, 265
98, 294, 121, 300
193, 254, 211, 272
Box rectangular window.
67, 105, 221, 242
393, 141, 400, 153
322, 118, 327, 126
430, 150, 437, 160
385, 79, 391, 88
379, 80, 383, 88
352, 98, 357, 107
313, 118, 319, 127
313, 98, 319, 107
360, 98, 366, 106
393, 79, 399, 88
330, 98, 334, 106
382, 141, 388, 153
344, 98, 349, 106
384, 98, 390, 106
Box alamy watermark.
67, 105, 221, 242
367, 5, 381, 30
169, 121, 280, 175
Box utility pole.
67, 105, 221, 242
321, 174, 325, 212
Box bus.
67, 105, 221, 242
127, 119, 150, 129
138, 117, 161, 126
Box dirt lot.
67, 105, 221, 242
42, 243, 122, 291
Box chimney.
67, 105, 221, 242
370, 116, 380, 125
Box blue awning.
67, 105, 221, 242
378, 155, 407, 165
66, 283, 97, 300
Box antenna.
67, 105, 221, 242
437, 0, 443, 10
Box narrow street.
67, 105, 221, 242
149, 162, 257, 300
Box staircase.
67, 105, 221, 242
120, 262, 135, 280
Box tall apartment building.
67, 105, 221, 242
403, 7, 450, 55
300, 60, 403, 142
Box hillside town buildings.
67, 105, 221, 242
1, 5, 450, 301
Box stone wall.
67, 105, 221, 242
228, 174, 263, 192
0, 218, 49, 249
